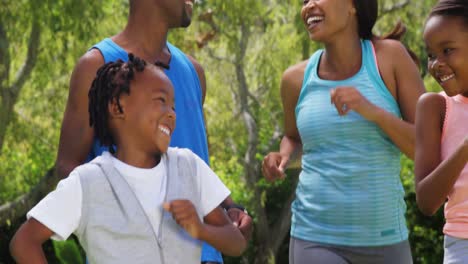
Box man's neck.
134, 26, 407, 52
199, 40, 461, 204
112, 16, 171, 65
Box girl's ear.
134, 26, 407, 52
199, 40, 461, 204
108, 97, 125, 119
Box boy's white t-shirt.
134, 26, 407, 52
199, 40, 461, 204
27, 151, 230, 241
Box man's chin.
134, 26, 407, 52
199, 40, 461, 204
181, 18, 192, 28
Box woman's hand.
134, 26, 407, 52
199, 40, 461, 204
330, 86, 379, 120
262, 152, 289, 182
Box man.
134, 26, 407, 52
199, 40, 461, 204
56, 1, 252, 263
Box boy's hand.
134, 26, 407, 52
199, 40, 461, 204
226, 208, 253, 241
163, 200, 203, 239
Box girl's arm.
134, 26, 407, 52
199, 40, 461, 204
415, 93, 468, 216
164, 201, 246, 256
10, 218, 54, 263
262, 62, 306, 181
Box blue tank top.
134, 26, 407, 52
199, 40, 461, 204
89, 39, 221, 262
292, 40, 407, 246
88, 38, 209, 163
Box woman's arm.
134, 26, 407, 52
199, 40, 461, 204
262, 62, 306, 181
10, 218, 54, 263
415, 93, 468, 216
331, 40, 425, 159
375, 39, 425, 159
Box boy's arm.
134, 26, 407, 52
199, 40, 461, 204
201, 206, 247, 256
10, 218, 54, 263
164, 201, 246, 256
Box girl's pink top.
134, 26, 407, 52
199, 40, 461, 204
441, 92, 468, 238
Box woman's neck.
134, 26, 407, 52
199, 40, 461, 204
320, 35, 363, 80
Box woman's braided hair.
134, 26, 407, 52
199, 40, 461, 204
88, 53, 146, 149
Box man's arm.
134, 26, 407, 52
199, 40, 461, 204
56, 49, 104, 178
187, 55, 253, 241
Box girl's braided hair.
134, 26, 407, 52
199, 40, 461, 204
429, 0, 468, 26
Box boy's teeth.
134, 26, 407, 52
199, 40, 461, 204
440, 74, 455, 82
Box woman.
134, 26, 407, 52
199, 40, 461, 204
262, 0, 425, 263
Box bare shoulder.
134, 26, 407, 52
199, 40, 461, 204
281, 60, 309, 94
417, 92, 446, 128
372, 38, 408, 58
186, 54, 205, 76
68, 49, 104, 104
70, 49, 105, 87
417, 92, 446, 112
75, 49, 105, 73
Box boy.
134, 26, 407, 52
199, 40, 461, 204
10, 55, 246, 263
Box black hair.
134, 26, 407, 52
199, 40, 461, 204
353, 0, 378, 40
353, 0, 420, 68
88, 53, 147, 150
429, 0, 468, 26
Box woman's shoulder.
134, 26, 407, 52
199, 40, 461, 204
282, 60, 309, 92
371, 38, 407, 56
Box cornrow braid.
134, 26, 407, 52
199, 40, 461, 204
88, 53, 147, 151
430, 0, 468, 26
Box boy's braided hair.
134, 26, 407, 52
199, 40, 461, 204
88, 53, 146, 149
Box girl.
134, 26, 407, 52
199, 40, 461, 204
262, 0, 425, 263
10, 55, 246, 263
415, 1, 468, 263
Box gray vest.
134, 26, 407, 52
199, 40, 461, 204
74, 148, 203, 264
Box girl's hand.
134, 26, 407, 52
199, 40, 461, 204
330, 87, 379, 120
262, 152, 289, 182
164, 200, 203, 239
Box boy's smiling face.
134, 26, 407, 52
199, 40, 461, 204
112, 65, 176, 160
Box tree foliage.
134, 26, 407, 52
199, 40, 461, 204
0, 0, 447, 263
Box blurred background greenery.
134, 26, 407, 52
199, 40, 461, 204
0, 0, 444, 263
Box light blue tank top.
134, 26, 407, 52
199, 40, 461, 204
292, 40, 407, 246
89, 39, 221, 262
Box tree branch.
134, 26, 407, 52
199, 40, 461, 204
205, 46, 234, 63
381, 0, 410, 14
0, 22, 10, 87
0, 167, 58, 226
10, 18, 41, 97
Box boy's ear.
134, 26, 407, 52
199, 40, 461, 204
108, 98, 125, 119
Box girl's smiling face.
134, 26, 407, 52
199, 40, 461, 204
424, 15, 468, 97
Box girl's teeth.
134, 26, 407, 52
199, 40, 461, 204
440, 74, 455, 82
